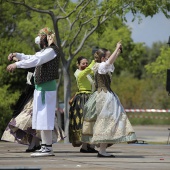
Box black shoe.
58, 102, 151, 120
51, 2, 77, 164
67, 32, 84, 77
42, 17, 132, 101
80, 147, 97, 153
80, 148, 91, 153
87, 147, 98, 153
25, 145, 41, 152
127, 140, 138, 144
127, 140, 147, 144
97, 153, 115, 158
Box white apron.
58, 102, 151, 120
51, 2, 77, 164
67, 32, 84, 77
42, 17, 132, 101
32, 89, 56, 130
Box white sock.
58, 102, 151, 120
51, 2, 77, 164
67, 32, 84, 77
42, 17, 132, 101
41, 130, 52, 146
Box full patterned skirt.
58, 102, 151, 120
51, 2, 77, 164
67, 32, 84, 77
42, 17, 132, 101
69, 93, 91, 147
81, 90, 137, 144
1, 98, 65, 145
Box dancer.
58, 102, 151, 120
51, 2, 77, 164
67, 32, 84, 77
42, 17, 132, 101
1, 68, 41, 152
81, 42, 137, 157
1, 70, 64, 152
6, 27, 61, 157
69, 56, 98, 153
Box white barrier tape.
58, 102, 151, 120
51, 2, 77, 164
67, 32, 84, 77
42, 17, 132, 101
125, 109, 170, 113
128, 115, 169, 120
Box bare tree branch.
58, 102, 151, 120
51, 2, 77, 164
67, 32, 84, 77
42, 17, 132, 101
70, 0, 91, 30
71, 3, 133, 57
56, 0, 91, 50
57, 0, 86, 20
69, 9, 112, 57
6, 0, 52, 15
73, 16, 103, 57
68, 16, 96, 57
56, 1, 72, 26
63, 0, 69, 9
61, 40, 67, 47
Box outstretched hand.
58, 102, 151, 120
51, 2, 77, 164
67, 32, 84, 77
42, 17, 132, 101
8, 53, 16, 61
7, 63, 17, 72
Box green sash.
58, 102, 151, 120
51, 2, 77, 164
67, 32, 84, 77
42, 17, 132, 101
35, 80, 56, 104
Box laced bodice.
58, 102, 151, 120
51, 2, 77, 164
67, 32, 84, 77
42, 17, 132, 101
94, 72, 112, 93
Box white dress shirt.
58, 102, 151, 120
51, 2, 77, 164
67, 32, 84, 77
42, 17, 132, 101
15, 48, 56, 69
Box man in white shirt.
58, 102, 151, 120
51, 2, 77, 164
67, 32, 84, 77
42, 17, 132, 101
7, 27, 60, 157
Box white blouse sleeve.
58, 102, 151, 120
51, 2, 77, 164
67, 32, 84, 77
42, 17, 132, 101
16, 53, 32, 60
98, 60, 115, 74
15, 48, 56, 69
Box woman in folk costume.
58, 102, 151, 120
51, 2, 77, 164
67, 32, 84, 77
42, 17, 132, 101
1, 70, 64, 153
81, 42, 137, 157
1, 68, 41, 152
69, 56, 98, 153
6, 27, 62, 157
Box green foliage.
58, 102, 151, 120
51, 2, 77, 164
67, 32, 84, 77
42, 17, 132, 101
0, 37, 33, 91
112, 73, 170, 109
146, 42, 166, 63
145, 47, 170, 84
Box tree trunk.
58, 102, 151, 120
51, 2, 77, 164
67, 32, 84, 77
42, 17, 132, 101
56, 68, 62, 128
63, 65, 71, 143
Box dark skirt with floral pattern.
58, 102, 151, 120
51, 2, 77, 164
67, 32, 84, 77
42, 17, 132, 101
69, 93, 91, 147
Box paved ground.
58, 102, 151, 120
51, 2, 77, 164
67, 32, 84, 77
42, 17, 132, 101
133, 125, 170, 143
0, 125, 170, 170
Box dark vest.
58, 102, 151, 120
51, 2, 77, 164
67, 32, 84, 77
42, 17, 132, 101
34, 45, 60, 85
95, 71, 112, 93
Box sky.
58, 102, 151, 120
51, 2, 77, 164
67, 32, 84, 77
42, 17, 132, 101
125, 12, 170, 47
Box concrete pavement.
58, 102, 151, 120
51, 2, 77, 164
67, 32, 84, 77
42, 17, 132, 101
0, 125, 170, 170
133, 125, 170, 143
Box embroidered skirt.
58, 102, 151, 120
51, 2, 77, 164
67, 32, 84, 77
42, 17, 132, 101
82, 90, 137, 144
1, 98, 65, 145
69, 93, 91, 147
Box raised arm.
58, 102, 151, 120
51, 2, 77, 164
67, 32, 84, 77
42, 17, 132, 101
107, 41, 122, 65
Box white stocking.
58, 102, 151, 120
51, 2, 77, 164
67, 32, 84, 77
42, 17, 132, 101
99, 143, 111, 156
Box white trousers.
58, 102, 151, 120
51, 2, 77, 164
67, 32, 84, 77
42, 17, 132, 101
32, 89, 56, 130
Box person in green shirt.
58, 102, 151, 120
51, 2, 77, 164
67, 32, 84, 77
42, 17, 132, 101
69, 56, 98, 153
